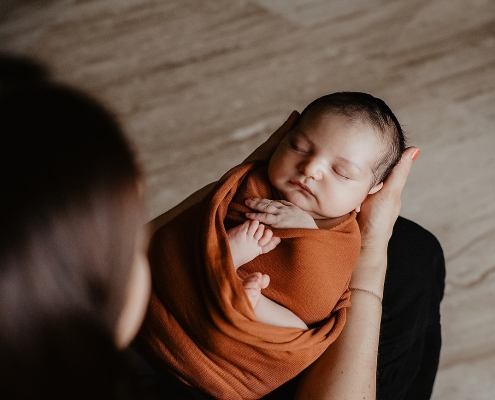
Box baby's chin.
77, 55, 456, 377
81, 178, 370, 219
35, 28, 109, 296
280, 193, 323, 218
284, 193, 346, 220
306, 210, 338, 220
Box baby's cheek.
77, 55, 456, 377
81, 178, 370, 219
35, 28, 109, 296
287, 191, 311, 209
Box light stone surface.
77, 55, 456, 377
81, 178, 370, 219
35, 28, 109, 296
2, 1, 495, 398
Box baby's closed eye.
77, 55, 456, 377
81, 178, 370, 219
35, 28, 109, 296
289, 139, 309, 154
332, 168, 351, 180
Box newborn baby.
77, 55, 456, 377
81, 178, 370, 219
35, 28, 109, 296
227, 91, 405, 327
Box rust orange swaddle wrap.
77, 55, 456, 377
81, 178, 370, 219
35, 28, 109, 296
138, 161, 361, 399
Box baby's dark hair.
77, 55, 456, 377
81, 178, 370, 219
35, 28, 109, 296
296, 92, 406, 185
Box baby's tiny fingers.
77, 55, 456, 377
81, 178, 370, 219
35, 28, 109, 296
245, 198, 280, 213
246, 212, 277, 225
278, 200, 295, 207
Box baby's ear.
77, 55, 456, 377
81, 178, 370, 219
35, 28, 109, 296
368, 181, 384, 195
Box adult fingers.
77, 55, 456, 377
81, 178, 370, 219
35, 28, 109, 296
357, 146, 420, 246
271, 110, 299, 142
383, 147, 420, 195
243, 110, 300, 162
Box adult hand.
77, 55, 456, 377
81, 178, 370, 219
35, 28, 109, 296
243, 111, 300, 162
351, 147, 420, 292
358, 147, 420, 250
296, 147, 421, 400
149, 111, 300, 232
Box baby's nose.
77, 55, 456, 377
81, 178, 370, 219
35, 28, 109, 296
300, 159, 323, 180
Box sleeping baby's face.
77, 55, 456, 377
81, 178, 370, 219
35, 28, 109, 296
267, 113, 384, 220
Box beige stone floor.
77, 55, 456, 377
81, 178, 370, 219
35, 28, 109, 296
2, 0, 495, 398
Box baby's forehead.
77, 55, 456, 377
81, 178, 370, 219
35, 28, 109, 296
300, 110, 373, 132
293, 118, 386, 169
296, 113, 385, 149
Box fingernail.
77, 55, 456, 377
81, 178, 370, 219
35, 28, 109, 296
411, 149, 420, 161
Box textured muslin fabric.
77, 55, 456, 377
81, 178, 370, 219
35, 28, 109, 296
137, 161, 360, 399
132, 217, 445, 400
227, 165, 360, 326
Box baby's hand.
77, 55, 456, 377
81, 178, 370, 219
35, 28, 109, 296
245, 198, 318, 229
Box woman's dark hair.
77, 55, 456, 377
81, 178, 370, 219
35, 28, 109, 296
0, 314, 148, 399
0, 55, 143, 346
296, 92, 407, 185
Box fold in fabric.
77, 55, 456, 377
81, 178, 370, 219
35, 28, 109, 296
137, 161, 361, 399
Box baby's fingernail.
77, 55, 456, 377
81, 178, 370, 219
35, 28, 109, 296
411, 149, 421, 161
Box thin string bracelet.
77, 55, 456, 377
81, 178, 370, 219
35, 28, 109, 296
349, 287, 383, 303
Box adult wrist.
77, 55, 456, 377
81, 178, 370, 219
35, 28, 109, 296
349, 287, 383, 303
357, 246, 388, 272
350, 247, 388, 295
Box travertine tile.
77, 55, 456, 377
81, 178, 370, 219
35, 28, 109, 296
433, 352, 495, 400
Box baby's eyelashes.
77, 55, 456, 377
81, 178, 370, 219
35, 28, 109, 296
289, 142, 309, 154
332, 168, 352, 180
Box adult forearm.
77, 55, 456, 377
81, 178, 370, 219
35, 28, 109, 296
296, 291, 382, 400
295, 250, 387, 400
349, 246, 388, 295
